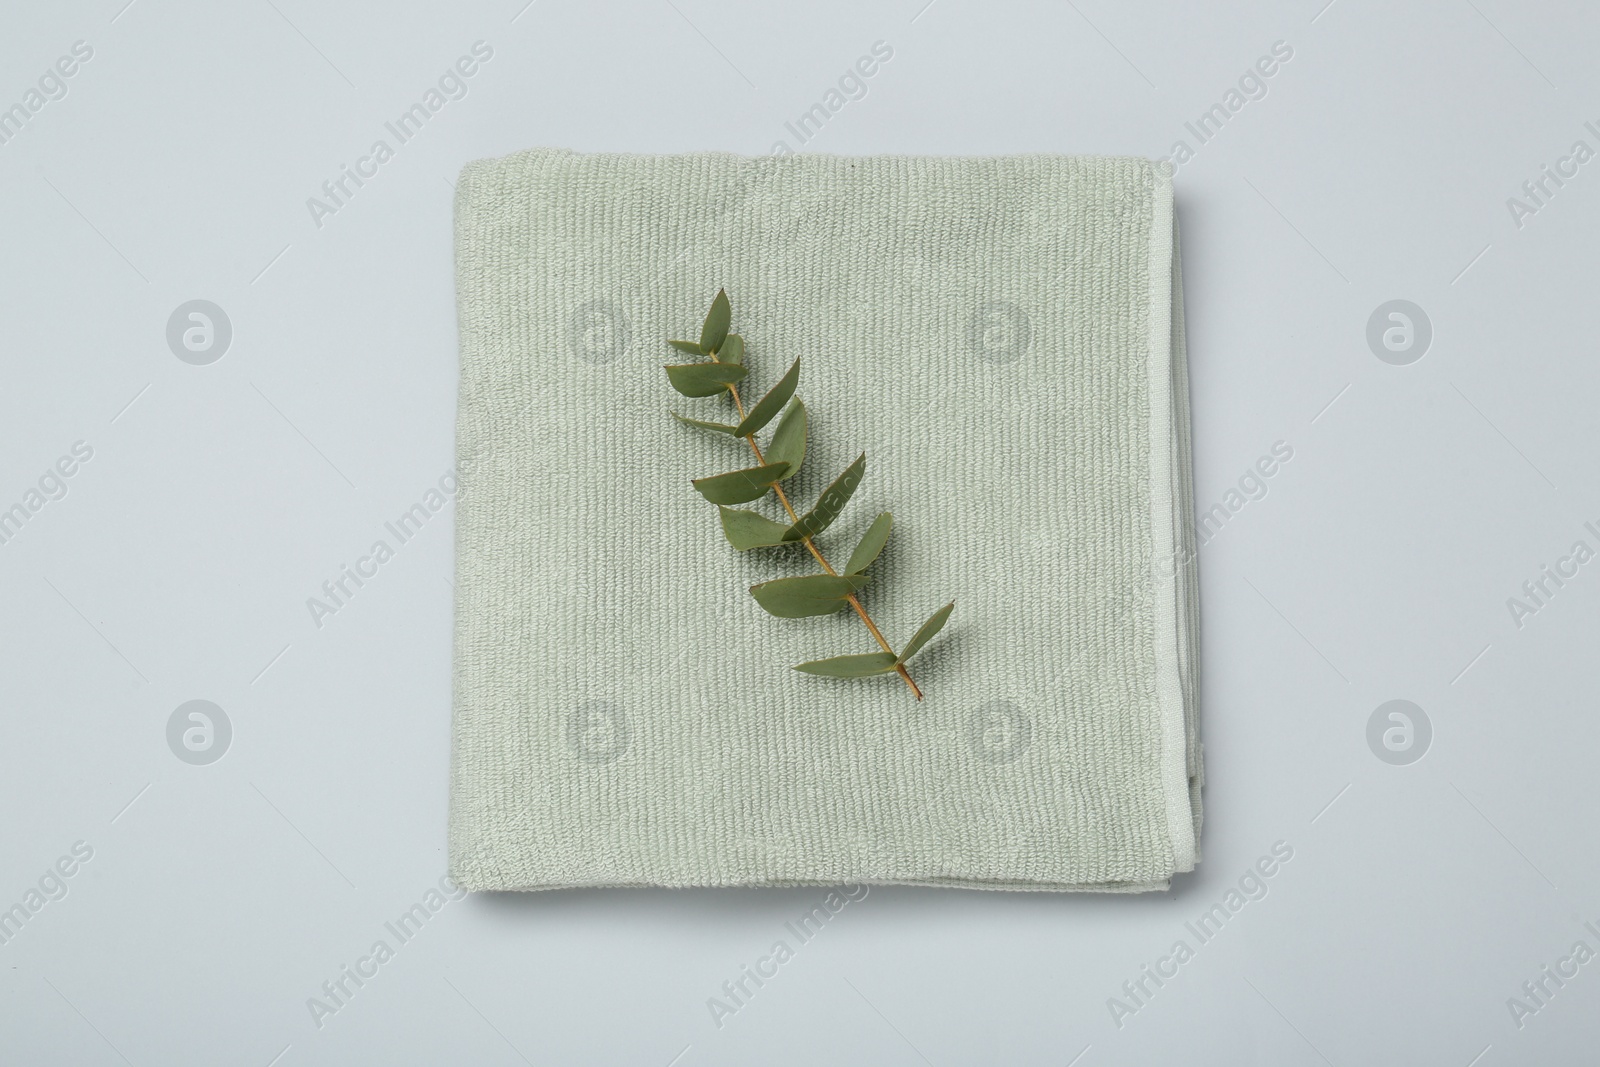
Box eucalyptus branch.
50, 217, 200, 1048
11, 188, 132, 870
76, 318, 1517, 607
663, 290, 953, 700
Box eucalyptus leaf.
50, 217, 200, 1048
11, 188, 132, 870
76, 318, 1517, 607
897, 602, 954, 664
719, 507, 793, 550
692, 463, 790, 505
672, 413, 739, 435
665, 362, 747, 398
700, 290, 731, 354
749, 573, 870, 618
661, 289, 948, 700
844, 513, 893, 574
793, 652, 899, 678
782, 454, 866, 542
733, 359, 800, 437
765, 400, 807, 481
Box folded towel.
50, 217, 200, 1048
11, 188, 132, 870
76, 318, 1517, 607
449, 148, 1201, 892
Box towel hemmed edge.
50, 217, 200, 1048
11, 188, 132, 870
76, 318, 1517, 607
1145, 173, 1198, 876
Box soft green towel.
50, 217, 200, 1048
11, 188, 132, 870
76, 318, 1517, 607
449, 148, 1201, 892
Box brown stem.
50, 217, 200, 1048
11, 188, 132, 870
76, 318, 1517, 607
727, 382, 923, 700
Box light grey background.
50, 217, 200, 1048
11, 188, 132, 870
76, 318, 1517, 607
1, 1, 1595, 1064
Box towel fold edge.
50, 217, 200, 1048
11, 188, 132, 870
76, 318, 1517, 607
1145, 173, 1200, 876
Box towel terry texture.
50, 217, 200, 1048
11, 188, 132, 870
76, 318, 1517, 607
449, 148, 1202, 892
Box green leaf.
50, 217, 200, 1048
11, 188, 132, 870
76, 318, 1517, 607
717, 334, 744, 365
665, 362, 747, 397
700, 289, 731, 355
793, 652, 899, 678
765, 400, 807, 481
783, 453, 866, 542
718, 506, 793, 550
667, 339, 706, 356
844, 513, 893, 574
733, 359, 799, 437
692, 463, 790, 505
672, 413, 739, 435
897, 602, 954, 664
749, 573, 870, 618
